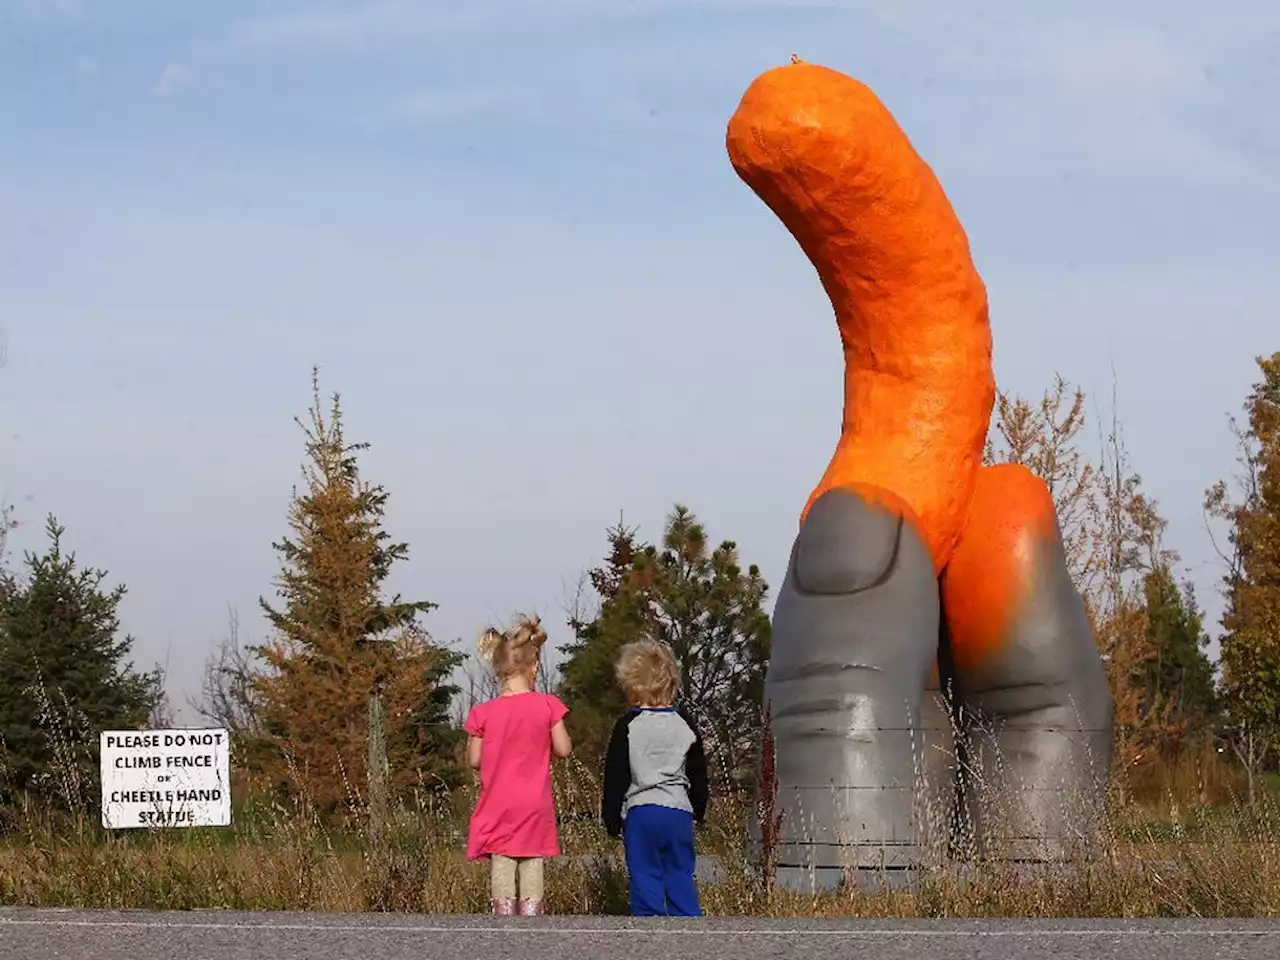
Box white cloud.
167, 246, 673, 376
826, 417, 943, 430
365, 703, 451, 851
1040, 27, 1192, 101
228, 2, 1273, 192
934, 23, 1275, 192
934, 21, 1206, 104
1034, 29, 1274, 191
1063, 103, 1274, 192
154, 62, 196, 96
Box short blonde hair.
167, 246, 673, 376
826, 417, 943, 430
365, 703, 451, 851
478, 614, 548, 680
615, 638, 681, 707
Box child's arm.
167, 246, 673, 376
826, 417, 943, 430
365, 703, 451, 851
549, 695, 573, 759
464, 704, 486, 771
678, 705, 710, 823
550, 720, 573, 759
601, 715, 632, 839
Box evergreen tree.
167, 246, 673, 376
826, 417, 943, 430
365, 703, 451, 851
560, 516, 649, 760
249, 371, 462, 820
0, 516, 160, 814
1138, 565, 1217, 748
560, 505, 771, 786
1206, 352, 1280, 803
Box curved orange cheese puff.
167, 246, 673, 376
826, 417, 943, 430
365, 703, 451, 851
941, 463, 1060, 671
726, 60, 995, 572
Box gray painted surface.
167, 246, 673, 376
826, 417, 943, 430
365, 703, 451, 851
760, 487, 1114, 882
762, 489, 941, 873
4, 909, 1279, 960
956, 529, 1113, 861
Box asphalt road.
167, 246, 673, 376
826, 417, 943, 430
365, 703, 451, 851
4, 909, 1280, 960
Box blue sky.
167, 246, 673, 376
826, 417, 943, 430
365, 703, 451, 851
1, 0, 1277, 714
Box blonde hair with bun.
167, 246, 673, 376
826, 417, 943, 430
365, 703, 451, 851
478, 614, 548, 681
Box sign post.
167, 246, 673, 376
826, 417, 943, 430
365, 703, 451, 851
100, 728, 232, 829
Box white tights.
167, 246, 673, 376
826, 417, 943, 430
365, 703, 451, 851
490, 855, 544, 902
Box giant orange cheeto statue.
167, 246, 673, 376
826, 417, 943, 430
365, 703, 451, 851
727, 59, 1112, 886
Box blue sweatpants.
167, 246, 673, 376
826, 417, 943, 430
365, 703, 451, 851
623, 804, 701, 917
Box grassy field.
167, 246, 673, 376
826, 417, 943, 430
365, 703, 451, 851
3, 753, 1279, 918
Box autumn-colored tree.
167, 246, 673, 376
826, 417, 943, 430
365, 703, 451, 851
985, 374, 1098, 593
1089, 405, 1174, 774
987, 375, 1213, 778
1205, 352, 1280, 804
560, 506, 772, 786
248, 372, 462, 822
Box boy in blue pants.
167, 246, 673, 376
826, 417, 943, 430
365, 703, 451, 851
602, 638, 709, 917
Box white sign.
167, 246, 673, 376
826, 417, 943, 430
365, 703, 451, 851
100, 728, 232, 829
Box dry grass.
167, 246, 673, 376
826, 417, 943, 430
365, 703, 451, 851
2, 751, 1279, 917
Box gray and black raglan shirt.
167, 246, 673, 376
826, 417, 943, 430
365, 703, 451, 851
602, 706, 710, 838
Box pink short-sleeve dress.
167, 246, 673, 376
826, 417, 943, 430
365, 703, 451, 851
464, 691, 569, 861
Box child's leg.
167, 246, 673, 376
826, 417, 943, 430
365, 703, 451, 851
657, 807, 702, 917
622, 806, 667, 916
490, 855, 517, 915
517, 857, 545, 915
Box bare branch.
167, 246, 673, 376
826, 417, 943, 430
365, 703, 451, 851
189, 606, 262, 736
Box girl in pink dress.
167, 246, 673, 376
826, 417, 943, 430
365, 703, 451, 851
464, 615, 572, 916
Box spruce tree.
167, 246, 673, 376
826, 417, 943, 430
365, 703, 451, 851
559, 505, 771, 786
250, 371, 462, 820
1139, 565, 1217, 748
560, 517, 649, 758
0, 516, 160, 814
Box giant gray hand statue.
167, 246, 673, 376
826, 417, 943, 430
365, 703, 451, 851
727, 60, 1112, 885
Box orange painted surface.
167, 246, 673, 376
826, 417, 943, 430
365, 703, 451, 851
726, 60, 994, 572
941, 464, 1060, 672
